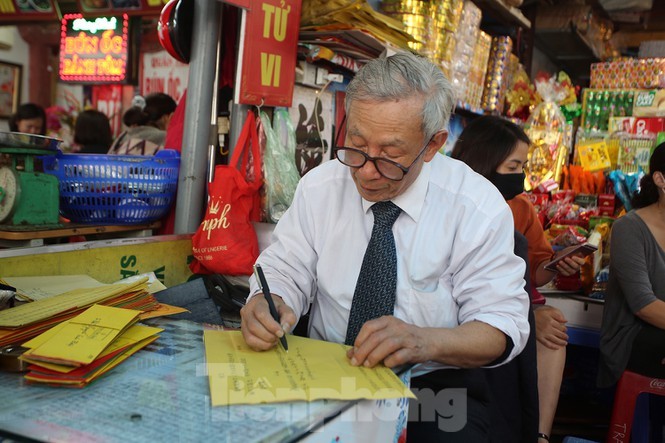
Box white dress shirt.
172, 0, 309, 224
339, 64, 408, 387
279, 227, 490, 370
249, 153, 530, 375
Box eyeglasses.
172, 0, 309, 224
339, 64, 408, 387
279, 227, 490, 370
334, 138, 432, 181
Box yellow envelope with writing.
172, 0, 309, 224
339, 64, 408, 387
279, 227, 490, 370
20, 304, 141, 367
204, 330, 414, 406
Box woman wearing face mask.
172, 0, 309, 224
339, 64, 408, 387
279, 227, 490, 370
451, 116, 586, 443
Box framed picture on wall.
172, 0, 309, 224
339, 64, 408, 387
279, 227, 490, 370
0, 62, 21, 119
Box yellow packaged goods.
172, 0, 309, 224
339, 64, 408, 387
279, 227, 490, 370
577, 140, 612, 172
465, 31, 491, 108
481, 36, 512, 113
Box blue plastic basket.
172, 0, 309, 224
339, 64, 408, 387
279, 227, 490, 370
43, 149, 180, 225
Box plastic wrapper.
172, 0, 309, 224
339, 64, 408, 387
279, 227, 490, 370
550, 225, 588, 247
259, 109, 301, 223
524, 74, 569, 190
608, 169, 643, 212
547, 194, 598, 230
589, 266, 609, 300
307, 45, 360, 72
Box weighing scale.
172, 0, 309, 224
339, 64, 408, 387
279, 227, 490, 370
0, 132, 60, 226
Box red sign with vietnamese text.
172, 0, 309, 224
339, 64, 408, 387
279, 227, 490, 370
59, 14, 130, 84
237, 0, 302, 107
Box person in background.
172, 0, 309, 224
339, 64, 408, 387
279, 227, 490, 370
599, 142, 665, 387
74, 109, 113, 154
451, 115, 585, 443
240, 52, 530, 440
108, 93, 176, 155
9, 103, 46, 135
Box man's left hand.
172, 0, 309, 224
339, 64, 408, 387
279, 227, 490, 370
346, 316, 430, 368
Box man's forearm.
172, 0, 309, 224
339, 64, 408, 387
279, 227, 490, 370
427, 321, 507, 368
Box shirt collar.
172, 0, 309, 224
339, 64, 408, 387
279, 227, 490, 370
360, 159, 432, 223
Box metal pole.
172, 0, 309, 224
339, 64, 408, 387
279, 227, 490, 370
174, 0, 222, 234
207, 30, 223, 184
228, 9, 250, 158
228, 102, 250, 157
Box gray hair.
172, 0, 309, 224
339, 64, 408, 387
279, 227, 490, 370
345, 51, 455, 140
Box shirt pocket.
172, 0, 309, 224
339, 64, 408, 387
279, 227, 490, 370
405, 279, 459, 328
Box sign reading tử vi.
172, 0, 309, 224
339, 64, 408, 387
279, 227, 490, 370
237, 0, 302, 107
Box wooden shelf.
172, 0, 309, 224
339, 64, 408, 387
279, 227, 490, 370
534, 24, 599, 83
470, 0, 531, 29
0, 221, 161, 247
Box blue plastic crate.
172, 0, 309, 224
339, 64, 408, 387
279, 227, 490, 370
43, 149, 180, 225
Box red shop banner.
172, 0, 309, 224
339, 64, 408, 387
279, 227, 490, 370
91, 84, 123, 136
236, 0, 302, 108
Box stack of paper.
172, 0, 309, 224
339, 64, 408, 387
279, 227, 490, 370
0, 277, 159, 347
19, 304, 162, 388
0, 272, 168, 302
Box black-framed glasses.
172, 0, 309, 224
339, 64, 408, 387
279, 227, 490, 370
334, 138, 432, 181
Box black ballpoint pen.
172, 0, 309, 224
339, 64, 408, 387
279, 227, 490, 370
253, 264, 289, 352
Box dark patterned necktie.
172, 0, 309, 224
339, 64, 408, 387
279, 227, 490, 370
345, 201, 402, 346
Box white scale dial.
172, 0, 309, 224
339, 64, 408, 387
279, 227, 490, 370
0, 166, 20, 223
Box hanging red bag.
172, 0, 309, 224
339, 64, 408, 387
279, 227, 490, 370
190, 110, 262, 276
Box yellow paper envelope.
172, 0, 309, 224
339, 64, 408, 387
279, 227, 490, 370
22, 324, 162, 373
139, 303, 189, 320
21, 305, 141, 367
204, 330, 414, 406
25, 335, 159, 386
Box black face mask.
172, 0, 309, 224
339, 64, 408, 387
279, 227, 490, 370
490, 171, 525, 200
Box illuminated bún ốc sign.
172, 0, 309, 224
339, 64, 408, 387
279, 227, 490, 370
59, 14, 129, 83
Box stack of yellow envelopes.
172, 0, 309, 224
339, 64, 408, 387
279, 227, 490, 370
0, 277, 159, 348
19, 304, 162, 388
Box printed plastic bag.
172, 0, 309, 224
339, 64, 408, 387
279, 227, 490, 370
190, 111, 262, 276
259, 109, 300, 222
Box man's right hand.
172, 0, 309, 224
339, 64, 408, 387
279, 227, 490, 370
240, 295, 297, 351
